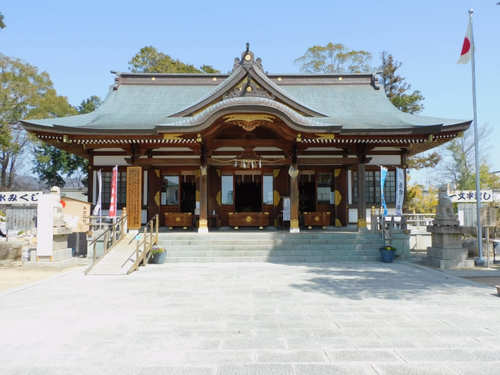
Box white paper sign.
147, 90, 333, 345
282, 197, 290, 221
0, 191, 41, 205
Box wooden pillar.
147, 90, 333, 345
199, 164, 208, 233
357, 161, 367, 231
289, 164, 299, 233
401, 149, 409, 212
199, 142, 208, 233
334, 167, 348, 226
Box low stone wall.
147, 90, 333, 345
0, 240, 23, 261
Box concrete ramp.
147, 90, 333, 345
87, 233, 138, 275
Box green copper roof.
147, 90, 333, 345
22, 49, 470, 135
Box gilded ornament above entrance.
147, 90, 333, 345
223, 113, 275, 132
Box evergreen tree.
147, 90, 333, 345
295, 42, 372, 74
129, 46, 219, 73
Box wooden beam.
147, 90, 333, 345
125, 158, 201, 166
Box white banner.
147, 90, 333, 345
0, 191, 41, 205
395, 168, 405, 216
92, 169, 102, 216
449, 190, 493, 203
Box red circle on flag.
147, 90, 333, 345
461, 37, 471, 56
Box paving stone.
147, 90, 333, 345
137, 367, 214, 375
326, 350, 400, 362
256, 350, 326, 363
396, 349, 477, 362
184, 351, 255, 365
216, 364, 293, 375
0, 262, 499, 372
294, 364, 377, 375
221, 338, 286, 350
449, 362, 500, 375
373, 364, 459, 375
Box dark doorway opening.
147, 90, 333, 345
235, 176, 262, 212
299, 175, 315, 212
181, 182, 196, 213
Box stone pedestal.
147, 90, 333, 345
391, 231, 410, 260
426, 185, 473, 269
38, 227, 72, 262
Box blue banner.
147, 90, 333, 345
380, 166, 388, 216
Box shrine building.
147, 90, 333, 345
21, 47, 470, 232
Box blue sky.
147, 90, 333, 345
1, 0, 499, 182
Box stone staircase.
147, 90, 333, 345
158, 231, 384, 263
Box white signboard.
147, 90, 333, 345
0, 191, 41, 205
449, 190, 493, 203
282, 197, 290, 221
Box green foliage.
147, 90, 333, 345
407, 152, 441, 170
33, 144, 86, 187
151, 246, 165, 255
32, 95, 99, 188
0, 12, 5, 29
200, 65, 219, 74
129, 46, 220, 73
380, 52, 424, 114
295, 42, 372, 73
78, 95, 102, 114
407, 184, 438, 213
0, 54, 77, 188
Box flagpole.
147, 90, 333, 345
469, 9, 484, 266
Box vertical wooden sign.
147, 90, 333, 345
126, 166, 142, 229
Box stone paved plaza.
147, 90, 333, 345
1, 262, 499, 374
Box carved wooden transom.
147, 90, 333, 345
223, 77, 274, 100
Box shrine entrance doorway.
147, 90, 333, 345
235, 174, 262, 212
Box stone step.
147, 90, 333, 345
164, 255, 381, 263
164, 249, 381, 257
159, 241, 382, 250
157, 232, 384, 263
158, 233, 381, 240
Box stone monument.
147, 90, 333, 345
426, 185, 473, 269
36, 187, 73, 262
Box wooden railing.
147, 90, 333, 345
126, 214, 159, 275
84, 209, 128, 275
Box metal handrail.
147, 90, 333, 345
126, 214, 159, 275
84, 209, 128, 275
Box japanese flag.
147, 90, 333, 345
457, 19, 472, 64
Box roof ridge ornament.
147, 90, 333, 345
232, 42, 263, 72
